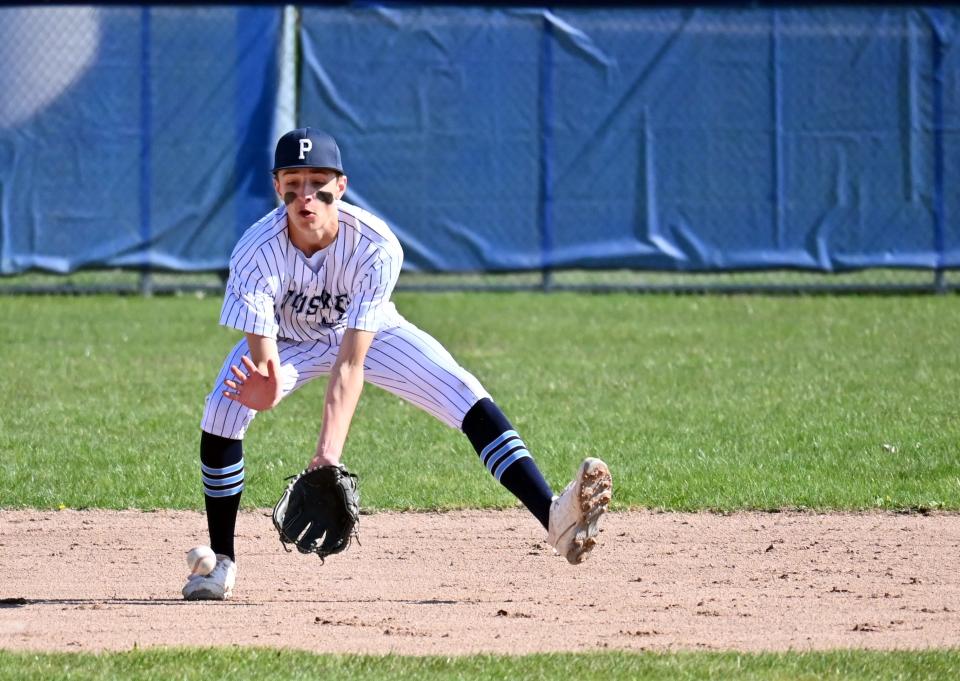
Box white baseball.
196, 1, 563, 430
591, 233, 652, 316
186, 545, 217, 576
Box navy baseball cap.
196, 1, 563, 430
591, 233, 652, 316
272, 127, 343, 173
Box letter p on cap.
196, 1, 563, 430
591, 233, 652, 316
298, 138, 313, 160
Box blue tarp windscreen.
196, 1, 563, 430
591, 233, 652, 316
299, 7, 957, 273
0, 7, 281, 274
1, 6, 956, 274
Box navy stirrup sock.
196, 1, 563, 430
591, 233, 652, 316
199, 431, 245, 561
461, 398, 554, 529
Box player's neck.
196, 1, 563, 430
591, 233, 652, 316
288, 215, 339, 256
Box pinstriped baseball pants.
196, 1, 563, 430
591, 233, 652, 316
200, 319, 491, 440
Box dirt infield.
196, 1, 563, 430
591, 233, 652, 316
1, 509, 958, 654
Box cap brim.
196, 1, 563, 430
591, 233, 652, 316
272, 164, 343, 173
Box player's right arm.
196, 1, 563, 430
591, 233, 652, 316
222, 332, 283, 411
219, 214, 288, 411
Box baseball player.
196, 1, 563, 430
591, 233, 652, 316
183, 128, 613, 600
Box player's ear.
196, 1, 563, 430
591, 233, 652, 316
336, 174, 348, 199
272, 173, 282, 196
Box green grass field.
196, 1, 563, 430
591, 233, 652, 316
1, 293, 958, 511
1, 649, 959, 681
2, 292, 959, 680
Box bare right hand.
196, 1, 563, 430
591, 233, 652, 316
223, 356, 283, 411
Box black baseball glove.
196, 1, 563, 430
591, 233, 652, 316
272, 464, 360, 560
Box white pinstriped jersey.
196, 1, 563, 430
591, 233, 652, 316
220, 200, 402, 342
204, 197, 490, 439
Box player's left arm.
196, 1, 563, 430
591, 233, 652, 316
313, 239, 400, 468
310, 328, 375, 468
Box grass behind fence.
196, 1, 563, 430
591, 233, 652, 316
1, 293, 958, 511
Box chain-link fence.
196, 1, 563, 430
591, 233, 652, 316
1, 6, 957, 295
1, 267, 957, 296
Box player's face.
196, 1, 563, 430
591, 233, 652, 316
274, 168, 347, 232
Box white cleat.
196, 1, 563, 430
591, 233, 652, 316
182, 554, 237, 601
546, 458, 612, 564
